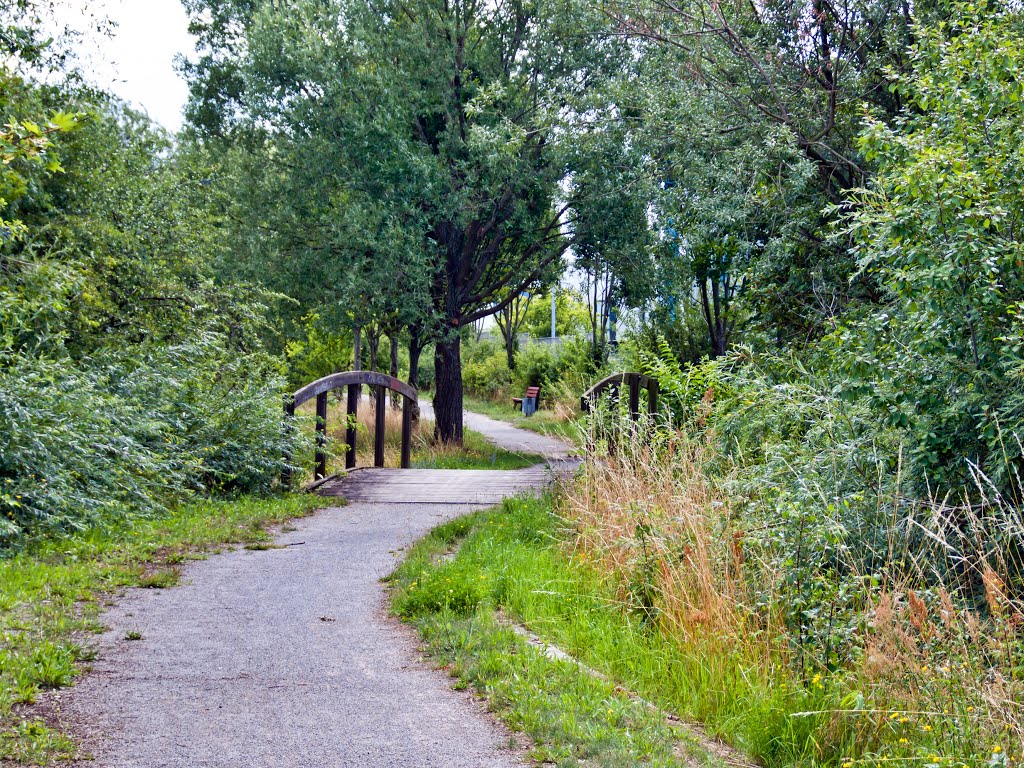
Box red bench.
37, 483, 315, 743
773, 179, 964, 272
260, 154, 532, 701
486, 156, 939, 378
512, 386, 541, 416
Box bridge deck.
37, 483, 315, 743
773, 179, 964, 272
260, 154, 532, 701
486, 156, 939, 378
315, 467, 558, 504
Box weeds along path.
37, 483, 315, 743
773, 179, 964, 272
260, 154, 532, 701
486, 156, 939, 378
64, 416, 574, 767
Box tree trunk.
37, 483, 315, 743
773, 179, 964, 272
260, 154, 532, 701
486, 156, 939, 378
369, 332, 380, 372
433, 334, 464, 445
699, 279, 728, 358
389, 333, 400, 409
505, 333, 517, 371
352, 326, 363, 371
408, 327, 423, 422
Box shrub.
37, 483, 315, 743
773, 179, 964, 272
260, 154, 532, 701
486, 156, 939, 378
512, 342, 561, 392
0, 336, 302, 543
463, 341, 512, 399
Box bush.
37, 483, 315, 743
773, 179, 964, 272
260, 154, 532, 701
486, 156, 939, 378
512, 343, 561, 392
0, 336, 303, 543
284, 314, 353, 389
463, 341, 512, 399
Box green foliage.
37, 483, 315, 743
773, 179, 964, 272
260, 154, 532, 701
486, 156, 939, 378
523, 291, 589, 339
0, 75, 305, 543
0, 337, 298, 542
635, 336, 726, 425
462, 340, 512, 399
512, 344, 562, 393
284, 314, 353, 389
841, 3, 1024, 493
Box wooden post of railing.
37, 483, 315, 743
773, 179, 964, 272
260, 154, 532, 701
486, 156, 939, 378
315, 391, 328, 481
345, 383, 359, 470
401, 396, 413, 469
607, 383, 619, 455
581, 373, 661, 456
282, 396, 296, 489
374, 384, 386, 467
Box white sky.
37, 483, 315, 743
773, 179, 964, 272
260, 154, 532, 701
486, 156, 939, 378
62, 0, 196, 132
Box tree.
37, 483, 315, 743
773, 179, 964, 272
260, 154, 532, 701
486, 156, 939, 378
609, 0, 925, 338
182, 0, 625, 443
523, 289, 589, 339
840, 3, 1024, 493
570, 139, 657, 365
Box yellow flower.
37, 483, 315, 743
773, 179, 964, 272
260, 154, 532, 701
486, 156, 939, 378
922, 725, 933, 732
994, 746, 1003, 754
899, 739, 909, 744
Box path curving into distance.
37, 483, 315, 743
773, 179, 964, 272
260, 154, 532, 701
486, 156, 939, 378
64, 409, 574, 768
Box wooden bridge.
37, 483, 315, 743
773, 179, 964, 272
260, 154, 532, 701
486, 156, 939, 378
284, 369, 653, 503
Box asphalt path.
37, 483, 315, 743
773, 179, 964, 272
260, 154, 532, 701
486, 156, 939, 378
65, 410, 573, 767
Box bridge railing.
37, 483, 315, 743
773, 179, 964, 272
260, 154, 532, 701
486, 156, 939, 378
580, 372, 659, 453
284, 371, 418, 487
580, 372, 659, 420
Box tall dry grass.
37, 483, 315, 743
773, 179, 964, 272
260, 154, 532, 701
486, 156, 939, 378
560, 412, 1024, 763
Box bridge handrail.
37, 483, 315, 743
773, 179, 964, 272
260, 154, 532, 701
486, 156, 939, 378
290, 371, 417, 409
284, 370, 419, 486
580, 372, 659, 416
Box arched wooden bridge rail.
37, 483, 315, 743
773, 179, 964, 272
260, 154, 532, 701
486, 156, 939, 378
580, 372, 659, 454
580, 372, 659, 420
284, 371, 418, 486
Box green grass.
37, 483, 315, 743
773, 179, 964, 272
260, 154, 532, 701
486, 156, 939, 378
0, 493, 328, 765
386, 494, 894, 768
463, 396, 581, 444
387, 498, 738, 768
411, 427, 546, 470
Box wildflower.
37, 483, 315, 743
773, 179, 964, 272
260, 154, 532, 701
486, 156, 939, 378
899, 739, 908, 744
923, 725, 933, 732
967, 707, 975, 713
994, 747, 1003, 754
890, 713, 901, 720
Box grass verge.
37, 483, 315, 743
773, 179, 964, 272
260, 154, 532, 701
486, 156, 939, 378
411, 427, 545, 470
387, 495, 740, 768
464, 396, 580, 444
0, 493, 328, 765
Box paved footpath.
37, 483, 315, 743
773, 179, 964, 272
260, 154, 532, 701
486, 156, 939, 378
65, 410, 573, 768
